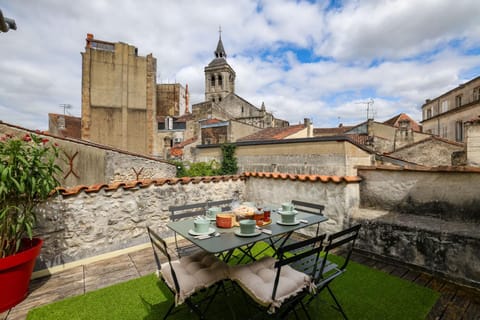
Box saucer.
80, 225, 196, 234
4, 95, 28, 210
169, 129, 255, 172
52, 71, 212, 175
205, 216, 217, 221
277, 209, 298, 214
188, 227, 216, 236
276, 220, 300, 226
234, 230, 261, 237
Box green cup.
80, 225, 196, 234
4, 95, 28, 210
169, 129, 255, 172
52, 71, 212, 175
239, 219, 256, 234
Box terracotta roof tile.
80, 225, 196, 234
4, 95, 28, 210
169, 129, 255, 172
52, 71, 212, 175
313, 126, 354, 136
243, 172, 362, 183
55, 175, 249, 197
237, 125, 305, 142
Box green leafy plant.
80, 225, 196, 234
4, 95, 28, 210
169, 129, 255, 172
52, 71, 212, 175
0, 133, 62, 258
219, 143, 238, 175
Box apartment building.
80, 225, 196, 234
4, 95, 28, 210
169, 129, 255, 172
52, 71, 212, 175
421, 75, 480, 142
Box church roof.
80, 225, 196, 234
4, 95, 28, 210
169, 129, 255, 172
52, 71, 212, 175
207, 34, 229, 68
215, 37, 226, 58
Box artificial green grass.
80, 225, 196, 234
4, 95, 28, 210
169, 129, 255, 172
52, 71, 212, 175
27, 245, 439, 320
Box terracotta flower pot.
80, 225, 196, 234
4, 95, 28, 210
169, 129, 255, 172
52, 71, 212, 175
0, 238, 43, 312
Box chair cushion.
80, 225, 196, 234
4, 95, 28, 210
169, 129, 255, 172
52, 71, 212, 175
229, 257, 311, 313
160, 251, 228, 305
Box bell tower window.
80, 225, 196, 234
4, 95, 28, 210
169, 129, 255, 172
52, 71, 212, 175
210, 75, 215, 87
218, 75, 223, 87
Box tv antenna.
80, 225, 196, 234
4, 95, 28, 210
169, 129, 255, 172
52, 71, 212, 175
59, 104, 72, 115
356, 99, 375, 120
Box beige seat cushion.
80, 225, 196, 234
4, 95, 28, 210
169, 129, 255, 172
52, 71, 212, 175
229, 257, 311, 313
160, 251, 228, 305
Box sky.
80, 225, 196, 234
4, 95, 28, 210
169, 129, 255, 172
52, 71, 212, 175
1, 0, 480, 131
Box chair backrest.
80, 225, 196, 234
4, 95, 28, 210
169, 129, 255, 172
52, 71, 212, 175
272, 233, 327, 300
169, 202, 208, 221
292, 200, 325, 216
207, 199, 233, 212
147, 227, 181, 294
169, 199, 233, 221
318, 224, 361, 281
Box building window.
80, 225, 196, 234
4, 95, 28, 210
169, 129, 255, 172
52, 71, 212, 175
455, 95, 462, 108
211, 75, 215, 87
441, 125, 447, 138
441, 100, 449, 113
455, 121, 464, 142
474, 87, 480, 101
218, 75, 222, 87
426, 108, 432, 119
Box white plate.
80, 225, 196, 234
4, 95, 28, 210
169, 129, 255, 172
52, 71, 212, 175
234, 230, 261, 237
276, 220, 300, 226
188, 227, 216, 236
277, 209, 298, 214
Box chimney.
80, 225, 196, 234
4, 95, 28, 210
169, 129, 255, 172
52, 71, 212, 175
86, 33, 94, 48
304, 118, 313, 137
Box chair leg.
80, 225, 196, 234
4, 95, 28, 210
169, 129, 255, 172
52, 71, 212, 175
163, 301, 176, 320
185, 299, 206, 320
327, 285, 348, 320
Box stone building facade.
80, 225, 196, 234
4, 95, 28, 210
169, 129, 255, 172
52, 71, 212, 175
81, 34, 157, 155
421, 75, 480, 142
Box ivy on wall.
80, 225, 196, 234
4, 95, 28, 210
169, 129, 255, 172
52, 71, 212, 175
171, 143, 238, 177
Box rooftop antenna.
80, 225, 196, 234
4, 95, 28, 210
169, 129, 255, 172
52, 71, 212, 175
356, 99, 375, 120
59, 104, 72, 115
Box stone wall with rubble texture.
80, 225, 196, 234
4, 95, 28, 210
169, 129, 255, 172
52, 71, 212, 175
34, 177, 245, 269
354, 166, 480, 288
32, 173, 359, 271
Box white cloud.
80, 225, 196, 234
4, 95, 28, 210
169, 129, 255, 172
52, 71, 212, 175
0, 0, 479, 131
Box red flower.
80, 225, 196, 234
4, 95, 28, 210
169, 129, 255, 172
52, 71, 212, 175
23, 134, 32, 142
41, 138, 49, 144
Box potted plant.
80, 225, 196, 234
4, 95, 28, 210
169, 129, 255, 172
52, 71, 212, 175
0, 133, 62, 312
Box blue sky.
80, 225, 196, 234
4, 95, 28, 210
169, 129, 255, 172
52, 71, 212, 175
1, 0, 480, 130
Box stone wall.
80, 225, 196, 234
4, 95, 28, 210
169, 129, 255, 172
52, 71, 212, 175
195, 137, 373, 176
0, 122, 175, 187
388, 137, 464, 167
32, 172, 361, 272
34, 176, 245, 269
354, 166, 480, 288
244, 172, 360, 235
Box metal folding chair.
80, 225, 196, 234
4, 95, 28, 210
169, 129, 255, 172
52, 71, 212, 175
229, 233, 327, 319
292, 200, 325, 237
169, 202, 208, 257
147, 227, 228, 320
305, 224, 362, 320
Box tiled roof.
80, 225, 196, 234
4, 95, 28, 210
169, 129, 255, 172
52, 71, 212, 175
313, 126, 353, 136
237, 124, 305, 142
244, 172, 362, 183
54, 171, 362, 197
170, 136, 198, 157
55, 175, 246, 197
346, 134, 370, 145
383, 113, 422, 132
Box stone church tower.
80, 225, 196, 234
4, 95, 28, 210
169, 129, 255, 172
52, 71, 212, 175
204, 33, 236, 103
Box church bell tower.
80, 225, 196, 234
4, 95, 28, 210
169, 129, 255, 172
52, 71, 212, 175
204, 27, 236, 103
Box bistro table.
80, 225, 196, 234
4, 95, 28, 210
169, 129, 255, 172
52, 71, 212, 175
167, 210, 328, 261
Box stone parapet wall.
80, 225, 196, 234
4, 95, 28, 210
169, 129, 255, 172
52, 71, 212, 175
353, 209, 480, 288
32, 172, 361, 273
34, 176, 245, 270
358, 165, 480, 222
244, 172, 361, 235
